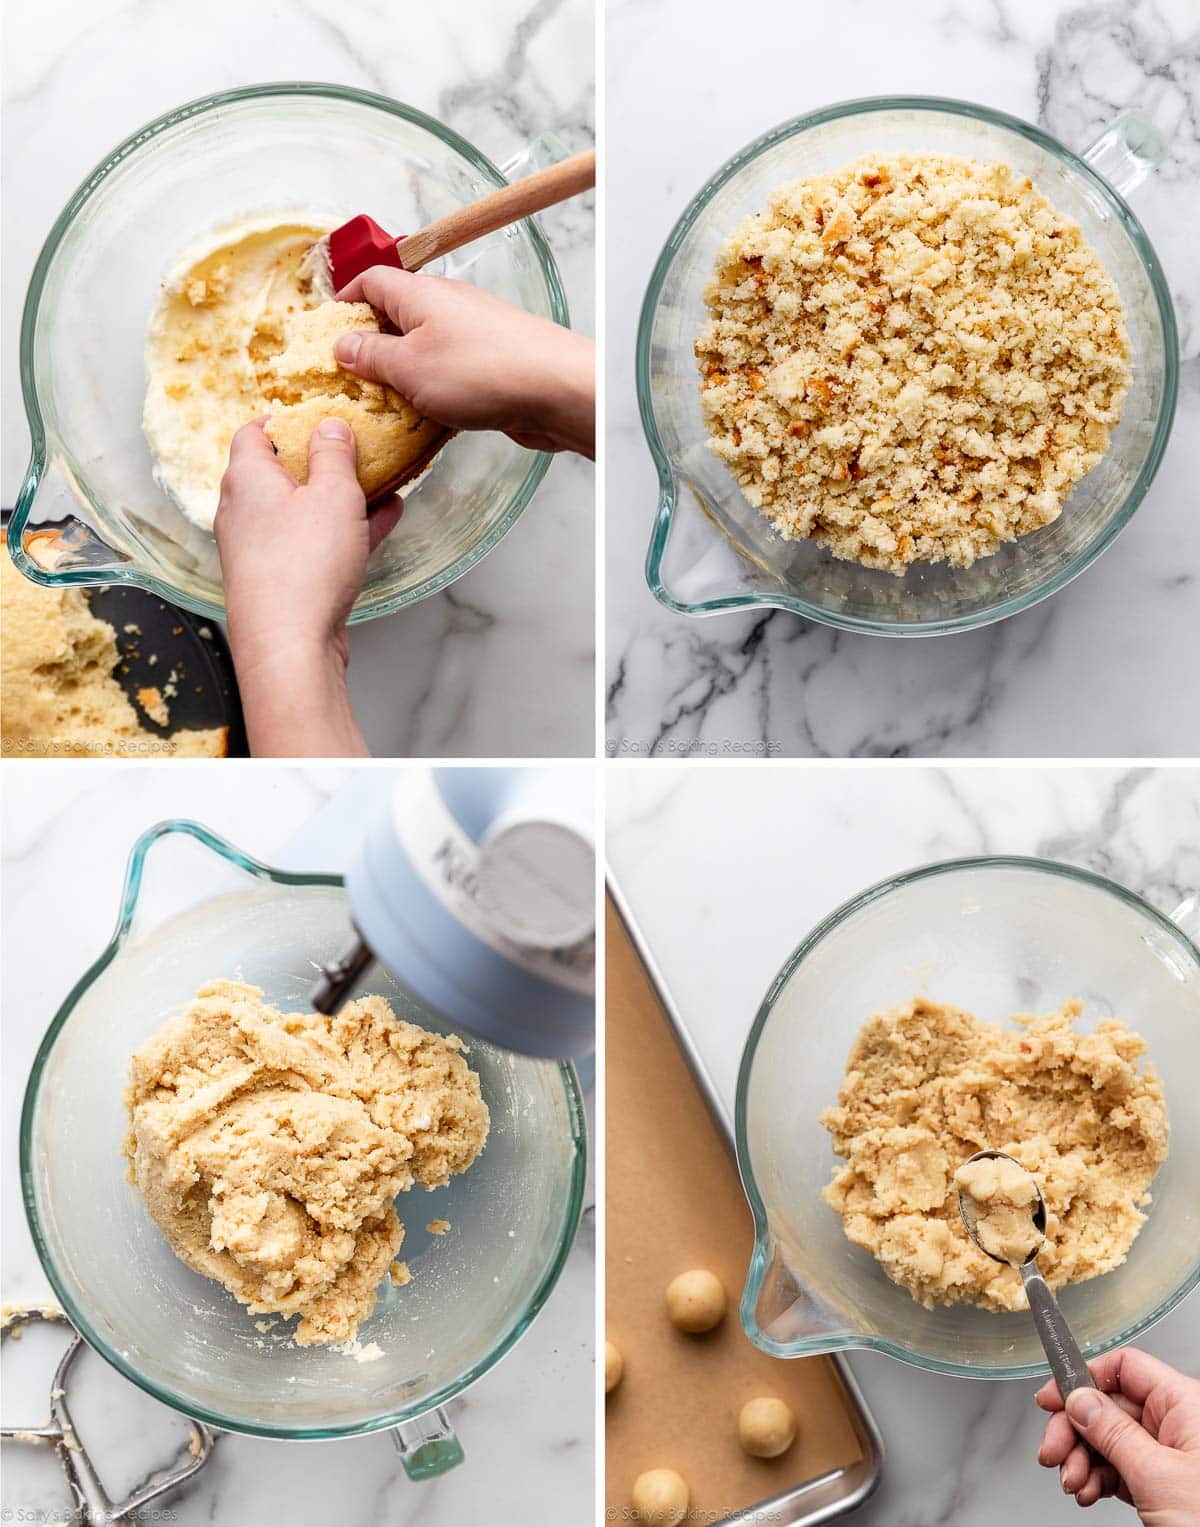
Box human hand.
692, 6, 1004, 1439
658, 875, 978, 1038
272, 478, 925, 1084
214, 417, 400, 756
1036, 1348, 1200, 1523
333, 268, 594, 458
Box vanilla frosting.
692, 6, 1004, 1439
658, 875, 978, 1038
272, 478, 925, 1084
143, 217, 333, 530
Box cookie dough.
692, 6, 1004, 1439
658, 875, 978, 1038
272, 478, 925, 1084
665, 1268, 727, 1333
737, 1396, 797, 1459
696, 154, 1130, 573
956, 1155, 1042, 1265
605, 1338, 624, 1393
631, 1468, 689, 1524
819, 997, 1167, 1311
143, 219, 449, 530
123, 979, 489, 1344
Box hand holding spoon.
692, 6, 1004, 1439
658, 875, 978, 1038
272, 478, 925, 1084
956, 1149, 1097, 1403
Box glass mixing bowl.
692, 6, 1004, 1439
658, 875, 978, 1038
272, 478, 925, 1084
639, 98, 1178, 635
9, 84, 569, 623
19, 822, 586, 1468
736, 858, 1200, 1378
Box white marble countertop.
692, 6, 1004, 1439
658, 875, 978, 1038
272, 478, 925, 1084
0, 765, 595, 1526
607, 762, 1200, 1527
605, 0, 1200, 759
2, 0, 595, 758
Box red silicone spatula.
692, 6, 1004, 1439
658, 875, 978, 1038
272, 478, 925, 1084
304, 149, 596, 296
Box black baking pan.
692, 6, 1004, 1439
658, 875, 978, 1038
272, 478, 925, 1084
3, 510, 247, 756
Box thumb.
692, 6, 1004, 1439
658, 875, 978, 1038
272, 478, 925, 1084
306, 415, 360, 492
333, 330, 407, 390
1066, 1388, 1163, 1484
225, 418, 291, 486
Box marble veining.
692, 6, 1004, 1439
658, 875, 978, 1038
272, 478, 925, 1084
607, 762, 1200, 1527
606, 0, 1200, 758
1, 766, 595, 1525
3, 0, 594, 759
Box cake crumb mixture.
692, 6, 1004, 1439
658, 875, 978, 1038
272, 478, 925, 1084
696, 154, 1131, 573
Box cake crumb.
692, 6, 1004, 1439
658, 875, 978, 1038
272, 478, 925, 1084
696, 153, 1131, 573
331, 1336, 384, 1363
136, 687, 170, 727
426, 1219, 451, 1236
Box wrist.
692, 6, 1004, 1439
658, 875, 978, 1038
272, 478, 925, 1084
514, 328, 595, 457
226, 630, 366, 757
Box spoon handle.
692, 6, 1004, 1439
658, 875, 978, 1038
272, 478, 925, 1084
1021, 1262, 1095, 1398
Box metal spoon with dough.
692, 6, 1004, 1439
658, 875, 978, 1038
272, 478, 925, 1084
956, 1149, 1098, 1403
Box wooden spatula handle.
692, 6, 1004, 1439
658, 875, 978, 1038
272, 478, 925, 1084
397, 149, 596, 273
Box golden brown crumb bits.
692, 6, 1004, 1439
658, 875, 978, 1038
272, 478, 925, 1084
695, 153, 1131, 574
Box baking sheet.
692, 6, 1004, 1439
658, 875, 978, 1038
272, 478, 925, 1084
606, 891, 882, 1525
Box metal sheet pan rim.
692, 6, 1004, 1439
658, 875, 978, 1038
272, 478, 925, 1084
606, 875, 884, 1527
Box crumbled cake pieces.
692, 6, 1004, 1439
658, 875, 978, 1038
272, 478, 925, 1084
136, 686, 170, 728
1, 557, 227, 758
695, 154, 1132, 574
262, 302, 449, 501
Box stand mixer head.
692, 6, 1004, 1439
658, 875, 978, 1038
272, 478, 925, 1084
311, 767, 596, 1060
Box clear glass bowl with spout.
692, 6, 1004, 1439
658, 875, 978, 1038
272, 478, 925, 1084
19, 822, 586, 1471
736, 857, 1200, 1378
639, 98, 1178, 635
9, 84, 569, 623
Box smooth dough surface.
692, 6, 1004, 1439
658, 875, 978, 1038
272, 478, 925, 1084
605, 1338, 624, 1393
143, 219, 448, 529
819, 997, 1167, 1311
123, 979, 489, 1344
664, 1268, 727, 1333
737, 1396, 797, 1458
631, 1468, 689, 1524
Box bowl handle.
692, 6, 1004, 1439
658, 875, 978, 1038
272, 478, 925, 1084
389, 1406, 465, 1481
1080, 111, 1166, 199
501, 130, 572, 180
439, 133, 572, 280
1169, 892, 1200, 944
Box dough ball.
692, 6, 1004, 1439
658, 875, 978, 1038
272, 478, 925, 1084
665, 1268, 727, 1333
605, 1339, 624, 1393
738, 1395, 797, 1458
631, 1468, 689, 1523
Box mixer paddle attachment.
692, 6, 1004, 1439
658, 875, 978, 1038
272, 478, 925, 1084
1, 1304, 216, 1525
311, 933, 377, 1015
